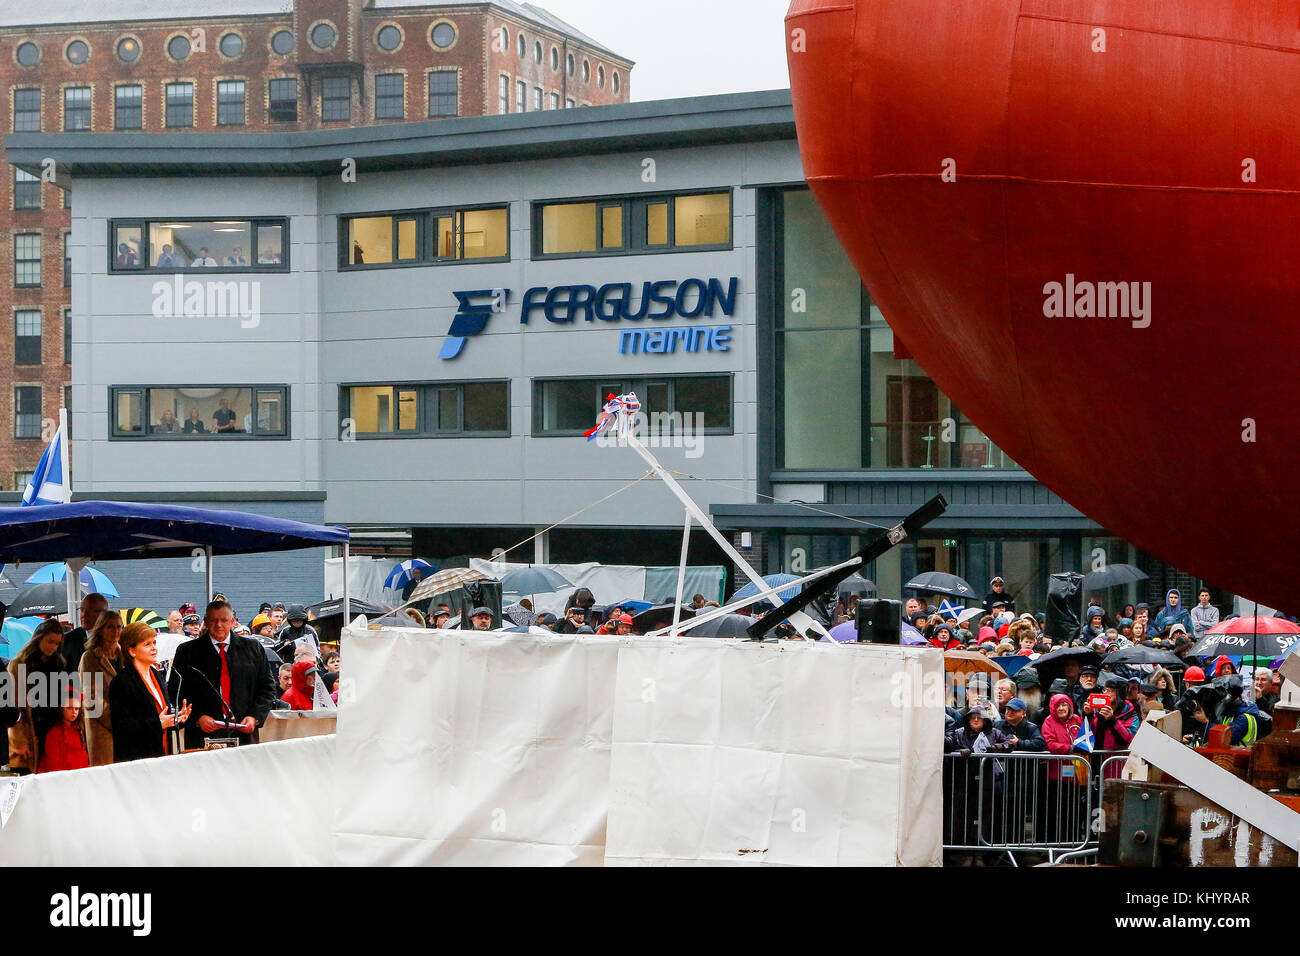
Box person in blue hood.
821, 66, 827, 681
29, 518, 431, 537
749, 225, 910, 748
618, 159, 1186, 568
1151, 589, 1192, 636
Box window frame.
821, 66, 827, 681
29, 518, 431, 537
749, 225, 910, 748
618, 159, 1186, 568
268, 77, 298, 123
14, 309, 42, 366
374, 73, 405, 120
531, 374, 735, 438
339, 380, 511, 439
532, 188, 735, 261
13, 385, 42, 440
338, 203, 511, 271
216, 79, 246, 127
427, 69, 458, 118
63, 307, 71, 365
14, 232, 42, 287
14, 167, 42, 210
13, 88, 41, 132
108, 385, 292, 440
107, 217, 291, 274
62, 86, 91, 131
165, 81, 195, 128
114, 83, 143, 130
321, 75, 351, 122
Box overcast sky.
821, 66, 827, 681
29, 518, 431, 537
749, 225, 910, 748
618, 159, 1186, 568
538, 0, 794, 101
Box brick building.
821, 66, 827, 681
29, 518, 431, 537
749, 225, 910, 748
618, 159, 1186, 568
0, 0, 632, 491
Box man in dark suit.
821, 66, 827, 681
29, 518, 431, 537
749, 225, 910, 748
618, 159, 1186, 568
169, 599, 276, 750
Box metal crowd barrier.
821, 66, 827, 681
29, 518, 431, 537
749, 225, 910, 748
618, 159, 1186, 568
942, 749, 1132, 865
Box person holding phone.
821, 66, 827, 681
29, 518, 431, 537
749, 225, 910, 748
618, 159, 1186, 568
110, 623, 191, 762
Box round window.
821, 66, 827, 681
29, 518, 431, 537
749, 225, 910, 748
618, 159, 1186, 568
117, 37, 141, 63
431, 22, 456, 49
311, 22, 338, 50
377, 25, 402, 51
15, 41, 39, 67
271, 30, 295, 55
168, 34, 191, 61
66, 40, 89, 65
219, 33, 243, 58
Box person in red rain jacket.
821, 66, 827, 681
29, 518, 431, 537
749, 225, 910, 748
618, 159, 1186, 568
280, 660, 318, 711
38, 694, 90, 773
927, 623, 962, 652
1041, 692, 1082, 779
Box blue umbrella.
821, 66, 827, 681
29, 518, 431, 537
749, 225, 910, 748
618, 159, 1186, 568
384, 558, 438, 590
0, 615, 45, 656
731, 574, 802, 605
24, 562, 119, 598
605, 599, 654, 615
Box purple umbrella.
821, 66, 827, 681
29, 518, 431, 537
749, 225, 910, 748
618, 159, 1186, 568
825, 621, 859, 643
901, 622, 927, 646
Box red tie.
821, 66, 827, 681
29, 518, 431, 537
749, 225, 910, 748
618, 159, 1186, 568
218, 643, 231, 710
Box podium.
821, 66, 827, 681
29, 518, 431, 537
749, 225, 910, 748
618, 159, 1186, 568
261, 711, 337, 743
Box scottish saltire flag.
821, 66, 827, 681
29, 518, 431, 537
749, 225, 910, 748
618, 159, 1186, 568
938, 599, 963, 619
21, 409, 70, 506
1072, 717, 1095, 754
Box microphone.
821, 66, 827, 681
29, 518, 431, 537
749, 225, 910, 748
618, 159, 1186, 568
188, 666, 240, 727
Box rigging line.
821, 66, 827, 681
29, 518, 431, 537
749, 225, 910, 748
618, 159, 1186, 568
491, 470, 656, 561
666, 470, 897, 533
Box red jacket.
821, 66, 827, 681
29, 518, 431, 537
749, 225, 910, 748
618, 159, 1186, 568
280, 660, 317, 711
1040, 693, 1083, 781
38, 722, 89, 773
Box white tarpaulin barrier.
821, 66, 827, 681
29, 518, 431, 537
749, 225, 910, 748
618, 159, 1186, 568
605, 641, 943, 866
469, 559, 647, 617
333, 627, 618, 865
325, 555, 392, 604
0, 735, 334, 866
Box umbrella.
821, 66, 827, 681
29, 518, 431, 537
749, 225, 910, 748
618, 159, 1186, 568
1031, 645, 1103, 685
827, 620, 859, 643
306, 598, 396, 621
687, 613, 757, 639
120, 608, 167, 630
155, 633, 188, 663
24, 562, 120, 598
957, 606, 985, 626
0, 574, 21, 603
632, 603, 696, 632
906, 571, 976, 599
0, 615, 44, 655
943, 650, 1007, 677
1192, 617, 1300, 660
408, 568, 488, 603
603, 599, 654, 616
731, 574, 802, 605
836, 573, 876, 595
503, 603, 536, 627
1082, 563, 1149, 591
1102, 646, 1184, 668
501, 567, 573, 596
383, 558, 438, 590
900, 622, 927, 646
8, 580, 85, 617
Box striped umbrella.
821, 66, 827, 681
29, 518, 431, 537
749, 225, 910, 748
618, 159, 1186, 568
120, 608, 167, 630
408, 568, 488, 603
384, 558, 439, 590
24, 562, 120, 598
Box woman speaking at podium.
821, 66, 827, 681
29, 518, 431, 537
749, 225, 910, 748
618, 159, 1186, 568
109, 623, 191, 762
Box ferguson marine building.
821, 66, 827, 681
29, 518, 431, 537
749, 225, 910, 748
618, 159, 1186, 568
10, 90, 1200, 611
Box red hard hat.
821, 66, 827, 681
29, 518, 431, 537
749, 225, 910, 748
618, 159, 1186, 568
618, 614, 634, 625
1183, 666, 1205, 684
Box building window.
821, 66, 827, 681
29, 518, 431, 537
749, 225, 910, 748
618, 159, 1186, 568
550, 47, 559, 70
269, 78, 298, 122
271, 30, 295, 55
533, 87, 542, 111
517, 33, 526, 59
65, 40, 90, 65
498, 75, 510, 115
431, 22, 457, 49
427, 71, 457, 117
613, 72, 621, 94
598, 66, 605, 89
341, 382, 509, 437
533, 376, 732, 436
219, 33, 244, 58
14, 386, 41, 439
582, 60, 591, 83
377, 25, 402, 52
16, 42, 40, 67
166, 82, 194, 127
115, 84, 143, 130
14, 310, 41, 366
14, 168, 41, 210
342, 205, 509, 268
375, 73, 404, 120
548, 92, 559, 111
217, 80, 245, 126
109, 218, 288, 272
14, 470, 34, 491
63, 87, 91, 131
321, 76, 350, 121
534, 41, 543, 63
534, 190, 732, 258
167, 34, 191, 61
63, 234, 71, 286
310, 22, 338, 51
110, 386, 289, 439
565, 97, 576, 109
63, 308, 71, 364
14, 233, 41, 287
14, 89, 41, 132
567, 53, 575, 76
117, 37, 141, 63
516, 80, 526, 113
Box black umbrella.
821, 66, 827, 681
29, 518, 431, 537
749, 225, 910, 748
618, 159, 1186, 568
306, 597, 395, 621
1082, 563, 1149, 591
0, 574, 20, 603
905, 571, 976, 600
1102, 646, 1184, 669
687, 613, 756, 639
8, 580, 84, 617
633, 603, 695, 632
836, 573, 876, 595
1031, 645, 1102, 685
1190, 631, 1297, 660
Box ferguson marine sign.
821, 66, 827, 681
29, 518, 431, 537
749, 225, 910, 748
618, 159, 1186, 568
441, 277, 740, 359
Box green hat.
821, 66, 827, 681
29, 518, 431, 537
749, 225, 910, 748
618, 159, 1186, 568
1013, 667, 1041, 689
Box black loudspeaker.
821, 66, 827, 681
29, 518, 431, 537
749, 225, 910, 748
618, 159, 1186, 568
1045, 572, 1083, 643
855, 599, 902, 644
459, 579, 503, 630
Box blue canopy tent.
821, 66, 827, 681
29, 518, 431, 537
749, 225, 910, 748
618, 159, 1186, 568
0, 501, 351, 626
